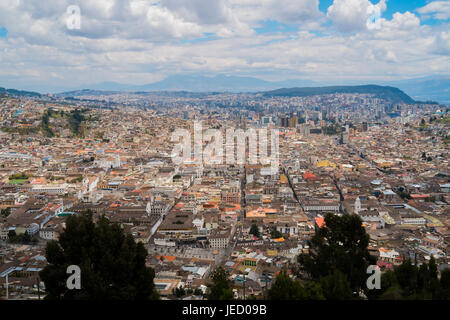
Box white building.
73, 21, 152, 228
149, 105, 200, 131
31, 184, 68, 194
209, 228, 231, 249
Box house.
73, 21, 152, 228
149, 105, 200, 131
378, 248, 402, 265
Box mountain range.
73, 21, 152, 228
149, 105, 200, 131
71, 75, 318, 93
61, 74, 448, 104
382, 76, 450, 104
2, 74, 449, 105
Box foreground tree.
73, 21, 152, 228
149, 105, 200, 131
207, 267, 234, 300
39, 212, 159, 300
297, 213, 375, 293
368, 257, 449, 300
319, 270, 353, 300
268, 270, 307, 300
435, 268, 450, 300
268, 270, 326, 300
249, 224, 260, 238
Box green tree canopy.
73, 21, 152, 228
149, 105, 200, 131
268, 270, 326, 300
249, 224, 260, 238
207, 267, 234, 300
0, 207, 11, 217
297, 213, 375, 293
368, 257, 448, 300
39, 212, 159, 300
268, 270, 307, 300
270, 228, 282, 239
319, 270, 353, 300
435, 268, 450, 300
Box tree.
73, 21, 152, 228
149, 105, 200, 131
39, 212, 159, 300
268, 270, 306, 300
303, 281, 325, 300
297, 213, 375, 293
7, 230, 32, 244
435, 269, 450, 300
193, 288, 203, 296
1, 207, 11, 217
270, 228, 282, 239
366, 269, 399, 300
174, 286, 186, 298
379, 284, 404, 300
268, 270, 326, 300
368, 258, 446, 300
207, 267, 234, 300
417, 257, 438, 297
319, 270, 353, 300
249, 224, 260, 238
394, 260, 418, 298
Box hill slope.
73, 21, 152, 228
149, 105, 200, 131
0, 87, 41, 97
383, 76, 450, 104
262, 85, 415, 104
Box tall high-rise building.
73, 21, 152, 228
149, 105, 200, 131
362, 122, 368, 131
280, 116, 290, 127
289, 115, 298, 128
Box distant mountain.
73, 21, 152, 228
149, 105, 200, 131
75, 75, 317, 93
56, 89, 217, 99
0, 87, 41, 97
55, 89, 120, 97
262, 85, 416, 104
52, 75, 449, 104
382, 76, 450, 104
132, 75, 316, 92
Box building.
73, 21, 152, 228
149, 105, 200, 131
209, 228, 231, 249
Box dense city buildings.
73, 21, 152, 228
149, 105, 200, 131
0, 89, 448, 300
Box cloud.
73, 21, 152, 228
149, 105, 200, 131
377, 11, 421, 36
417, 1, 450, 20
432, 31, 450, 55
327, 0, 386, 33
230, 0, 323, 25
0, 0, 448, 92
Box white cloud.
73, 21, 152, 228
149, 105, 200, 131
327, 0, 386, 33
228, 0, 322, 25
0, 0, 448, 92
432, 30, 450, 55
417, 1, 450, 20
385, 11, 421, 29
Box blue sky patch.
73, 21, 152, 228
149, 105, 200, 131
0, 27, 7, 38
179, 33, 220, 44
319, 0, 429, 19
254, 20, 299, 34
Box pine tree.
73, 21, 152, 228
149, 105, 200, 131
297, 213, 375, 293
319, 270, 353, 300
267, 270, 306, 300
207, 267, 234, 300
39, 212, 159, 300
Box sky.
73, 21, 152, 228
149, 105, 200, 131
0, 0, 449, 93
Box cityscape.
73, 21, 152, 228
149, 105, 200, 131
0, 0, 449, 309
